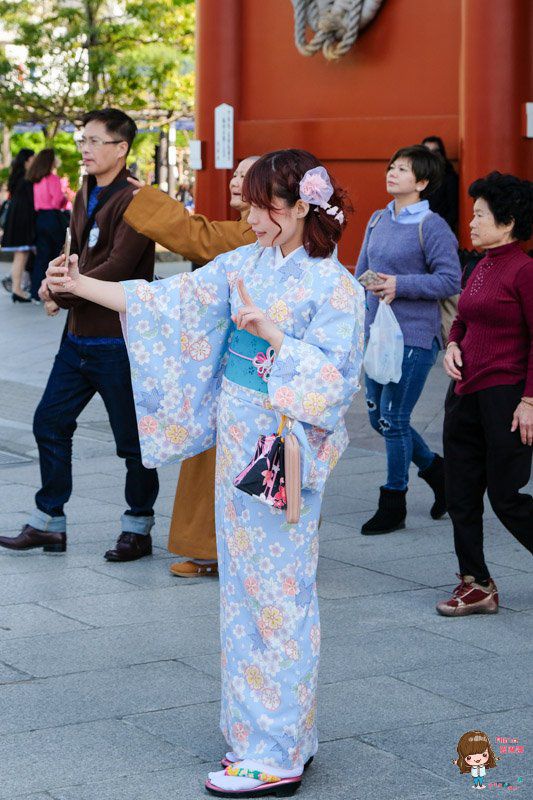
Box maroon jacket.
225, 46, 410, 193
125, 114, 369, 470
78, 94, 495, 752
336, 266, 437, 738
51, 167, 154, 337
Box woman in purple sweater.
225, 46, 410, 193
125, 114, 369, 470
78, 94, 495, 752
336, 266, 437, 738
437, 172, 533, 617
356, 145, 462, 534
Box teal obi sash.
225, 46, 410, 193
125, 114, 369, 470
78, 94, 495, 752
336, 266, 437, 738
224, 329, 275, 394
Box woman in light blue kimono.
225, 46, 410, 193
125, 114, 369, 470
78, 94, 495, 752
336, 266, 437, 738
46, 150, 365, 797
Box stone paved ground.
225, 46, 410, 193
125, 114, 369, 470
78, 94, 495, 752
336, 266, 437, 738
0, 261, 531, 799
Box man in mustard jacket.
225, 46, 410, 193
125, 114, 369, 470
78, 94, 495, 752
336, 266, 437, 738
123, 156, 258, 576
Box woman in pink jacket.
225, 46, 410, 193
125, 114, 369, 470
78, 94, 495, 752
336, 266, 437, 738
27, 149, 68, 301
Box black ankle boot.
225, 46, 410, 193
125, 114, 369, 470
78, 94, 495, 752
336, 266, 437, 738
418, 454, 446, 519
361, 487, 407, 535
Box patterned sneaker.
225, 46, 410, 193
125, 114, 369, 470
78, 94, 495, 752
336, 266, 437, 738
436, 574, 499, 617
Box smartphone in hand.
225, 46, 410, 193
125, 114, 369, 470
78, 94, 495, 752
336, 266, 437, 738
63, 229, 71, 264
357, 268, 380, 288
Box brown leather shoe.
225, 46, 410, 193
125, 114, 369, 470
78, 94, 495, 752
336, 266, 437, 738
0, 525, 66, 553
169, 560, 218, 577
104, 532, 153, 562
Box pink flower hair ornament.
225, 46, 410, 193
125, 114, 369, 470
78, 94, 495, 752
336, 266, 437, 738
299, 166, 345, 224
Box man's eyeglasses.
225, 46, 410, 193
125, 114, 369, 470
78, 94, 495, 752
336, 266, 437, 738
77, 137, 125, 150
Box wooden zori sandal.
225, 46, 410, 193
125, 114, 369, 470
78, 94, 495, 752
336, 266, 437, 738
205, 764, 303, 797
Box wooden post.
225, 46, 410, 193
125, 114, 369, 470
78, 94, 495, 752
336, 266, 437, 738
459, 0, 532, 245
194, 0, 240, 219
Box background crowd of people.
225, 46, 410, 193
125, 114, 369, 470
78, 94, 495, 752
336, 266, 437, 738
0, 147, 71, 302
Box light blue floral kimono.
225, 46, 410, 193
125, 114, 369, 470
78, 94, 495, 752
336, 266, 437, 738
121, 242, 365, 771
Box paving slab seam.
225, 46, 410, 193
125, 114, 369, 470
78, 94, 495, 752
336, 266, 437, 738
316, 585, 429, 600
318, 549, 459, 569
393, 660, 533, 711
172, 657, 223, 683
409, 614, 532, 638
334, 734, 459, 787
34, 597, 218, 627
121, 699, 221, 744
28, 601, 96, 629
319, 622, 406, 640
0, 561, 157, 578
317, 650, 494, 688
388, 673, 487, 712
43, 764, 208, 799
317, 517, 355, 531
0, 704, 219, 738
0, 657, 32, 681
383, 655, 502, 680
113, 653, 221, 671
0, 565, 147, 597
351, 710, 498, 742
0, 653, 221, 681
122, 697, 222, 725
486, 556, 533, 574
396, 625, 513, 658
83, 565, 173, 590
311, 735, 460, 790
0, 612, 220, 645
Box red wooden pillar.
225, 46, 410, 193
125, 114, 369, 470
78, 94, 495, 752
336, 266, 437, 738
459, 0, 532, 245
194, 0, 240, 219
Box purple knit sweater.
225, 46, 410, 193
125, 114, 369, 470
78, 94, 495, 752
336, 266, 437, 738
355, 210, 462, 349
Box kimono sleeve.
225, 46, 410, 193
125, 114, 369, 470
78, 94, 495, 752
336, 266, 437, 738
120, 254, 233, 468
268, 268, 365, 432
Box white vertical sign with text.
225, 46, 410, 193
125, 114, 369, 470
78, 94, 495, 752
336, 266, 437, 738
215, 103, 234, 169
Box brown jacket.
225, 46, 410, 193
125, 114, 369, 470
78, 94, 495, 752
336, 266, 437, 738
51, 168, 155, 337
124, 185, 255, 266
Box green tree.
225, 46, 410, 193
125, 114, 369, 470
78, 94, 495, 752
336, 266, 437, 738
0, 132, 80, 190
0, 0, 195, 135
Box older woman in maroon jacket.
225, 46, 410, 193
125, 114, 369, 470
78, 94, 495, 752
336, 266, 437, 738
437, 172, 533, 617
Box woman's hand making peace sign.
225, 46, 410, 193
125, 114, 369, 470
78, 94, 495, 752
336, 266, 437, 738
232, 278, 285, 353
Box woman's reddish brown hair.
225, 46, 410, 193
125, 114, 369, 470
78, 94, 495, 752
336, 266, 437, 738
242, 149, 352, 259
27, 148, 56, 184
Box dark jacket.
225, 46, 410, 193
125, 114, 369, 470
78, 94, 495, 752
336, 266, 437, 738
427, 162, 459, 232
51, 167, 155, 337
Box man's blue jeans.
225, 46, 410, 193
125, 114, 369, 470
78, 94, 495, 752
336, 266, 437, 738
365, 340, 439, 491
29, 337, 159, 534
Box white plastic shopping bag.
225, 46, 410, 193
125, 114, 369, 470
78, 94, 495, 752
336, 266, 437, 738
363, 300, 404, 384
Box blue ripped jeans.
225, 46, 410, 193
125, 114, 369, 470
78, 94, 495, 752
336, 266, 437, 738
365, 340, 439, 491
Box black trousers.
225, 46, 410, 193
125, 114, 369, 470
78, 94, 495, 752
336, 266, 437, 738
443, 382, 533, 581
32, 210, 67, 300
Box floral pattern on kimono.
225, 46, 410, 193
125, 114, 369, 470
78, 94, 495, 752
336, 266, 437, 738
120, 242, 365, 770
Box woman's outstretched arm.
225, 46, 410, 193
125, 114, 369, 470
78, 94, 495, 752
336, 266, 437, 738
46, 254, 126, 313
